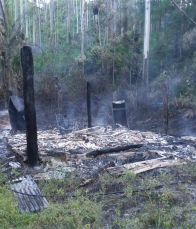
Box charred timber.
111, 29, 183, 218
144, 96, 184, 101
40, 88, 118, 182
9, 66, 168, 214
87, 81, 92, 128
86, 144, 143, 157
21, 46, 38, 167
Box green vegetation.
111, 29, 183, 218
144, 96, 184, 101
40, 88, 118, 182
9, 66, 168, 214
2, 162, 196, 228
0, 0, 196, 109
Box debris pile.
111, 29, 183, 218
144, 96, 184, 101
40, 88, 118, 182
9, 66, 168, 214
6, 126, 196, 179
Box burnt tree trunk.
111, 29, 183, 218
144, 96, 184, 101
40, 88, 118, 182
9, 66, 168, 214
87, 81, 92, 128
21, 46, 38, 166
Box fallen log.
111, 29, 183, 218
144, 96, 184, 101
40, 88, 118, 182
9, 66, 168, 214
86, 143, 143, 157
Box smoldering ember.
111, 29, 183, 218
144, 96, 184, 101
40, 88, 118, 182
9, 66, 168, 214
2, 0, 196, 228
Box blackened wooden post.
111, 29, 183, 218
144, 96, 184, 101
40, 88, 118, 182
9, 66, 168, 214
87, 81, 92, 128
21, 46, 38, 166
162, 82, 169, 135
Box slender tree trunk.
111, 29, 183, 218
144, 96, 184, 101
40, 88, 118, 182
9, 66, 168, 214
113, 0, 117, 37
25, 0, 28, 38
142, 0, 150, 87
86, 3, 88, 28
50, 0, 54, 48
73, 0, 75, 14
28, 16, 31, 41
20, 0, 23, 31
33, 0, 36, 45
98, 10, 101, 46
44, 0, 48, 48
81, 0, 85, 57
80, 0, 82, 30
38, 5, 41, 47
104, 0, 109, 43
56, 0, 59, 46
14, 0, 18, 22
76, 0, 78, 33
68, 0, 71, 44
109, 0, 113, 38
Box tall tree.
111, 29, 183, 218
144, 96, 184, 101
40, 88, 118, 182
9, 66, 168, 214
50, 0, 54, 48
20, 0, 23, 31
38, 1, 41, 47
68, 0, 71, 44
25, 0, 28, 38
76, 0, 79, 33
142, 0, 151, 87
33, 0, 36, 45
81, 0, 85, 57
14, 0, 18, 22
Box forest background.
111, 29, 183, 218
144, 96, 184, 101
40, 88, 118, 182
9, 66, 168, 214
0, 0, 196, 134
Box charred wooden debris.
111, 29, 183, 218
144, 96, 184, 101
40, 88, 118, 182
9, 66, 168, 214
5, 126, 196, 180
1, 125, 196, 213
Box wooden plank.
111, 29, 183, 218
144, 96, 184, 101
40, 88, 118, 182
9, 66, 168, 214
107, 158, 186, 175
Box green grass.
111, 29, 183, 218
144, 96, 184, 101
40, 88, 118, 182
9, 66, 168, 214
2, 163, 196, 228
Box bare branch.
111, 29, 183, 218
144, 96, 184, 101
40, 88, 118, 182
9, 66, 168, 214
171, 0, 196, 26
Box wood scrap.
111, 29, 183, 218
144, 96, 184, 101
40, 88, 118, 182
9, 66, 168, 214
107, 158, 186, 175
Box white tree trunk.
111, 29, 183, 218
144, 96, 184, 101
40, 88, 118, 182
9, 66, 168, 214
25, 0, 28, 38
33, 0, 36, 45
56, 0, 59, 46
113, 0, 117, 37
80, 0, 82, 30
44, 0, 48, 47
20, 0, 23, 31
142, 0, 151, 86
86, 2, 88, 28
73, 0, 75, 14
14, 0, 18, 22
38, 5, 41, 47
81, 0, 85, 57
76, 0, 78, 33
68, 0, 71, 44
50, 0, 54, 47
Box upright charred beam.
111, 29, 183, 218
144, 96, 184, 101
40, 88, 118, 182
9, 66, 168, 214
162, 83, 169, 135
87, 81, 92, 128
21, 46, 38, 166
